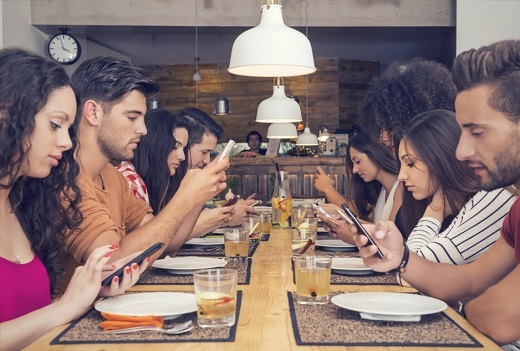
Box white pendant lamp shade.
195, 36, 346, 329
267, 123, 297, 139
228, 2, 316, 78
256, 79, 302, 123
296, 127, 318, 146
318, 128, 330, 142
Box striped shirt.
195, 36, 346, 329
407, 188, 517, 264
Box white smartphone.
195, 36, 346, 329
217, 139, 235, 162
315, 205, 333, 219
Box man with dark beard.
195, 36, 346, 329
350, 40, 520, 347
63, 57, 229, 271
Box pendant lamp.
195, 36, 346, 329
267, 122, 298, 139
256, 78, 302, 123
228, 0, 316, 78
147, 34, 160, 110
318, 127, 330, 142
214, 96, 231, 115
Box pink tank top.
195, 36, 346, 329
0, 254, 51, 322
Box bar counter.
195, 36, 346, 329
228, 157, 347, 203
25, 228, 500, 351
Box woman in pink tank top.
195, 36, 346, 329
0, 48, 148, 351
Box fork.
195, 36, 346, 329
93, 320, 193, 335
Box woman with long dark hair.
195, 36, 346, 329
315, 130, 402, 224
398, 110, 516, 263
118, 108, 243, 236
0, 48, 145, 351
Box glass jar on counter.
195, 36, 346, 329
271, 171, 292, 228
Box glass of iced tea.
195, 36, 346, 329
294, 256, 332, 305
242, 216, 260, 243
292, 227, 317, 256
224, 228, 248, 262
193, 269, 238, 328
259, 213, 271, 240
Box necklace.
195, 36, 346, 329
8, 211, 20, 264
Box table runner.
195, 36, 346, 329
50, 291, 242, 345
176, 242, 259, 257
138, 258, 252, 285
287, 291, 481, 347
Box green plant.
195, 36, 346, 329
225, 175, 241, 193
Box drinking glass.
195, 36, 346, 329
242, 216, 260, 243
294, 256, 332, 305
193, 269, 238, 328
259, 213, 272, 240
292, 227, 317, 256
224, 228, 248, 262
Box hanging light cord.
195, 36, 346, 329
305, 0, 309, 126
195, 0, 199, 107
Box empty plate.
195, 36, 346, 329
331, 257, 373, 275
184, 237, 224, 246
316, 239, 358, 252
95, 292, 197, 320
331, 292, 447, 321
152, 256, 228, 275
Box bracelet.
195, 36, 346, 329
388, 243, 410, 275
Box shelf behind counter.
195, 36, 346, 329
226, 157, 347, 204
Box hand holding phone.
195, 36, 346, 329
314, 205, 333, 219
223, 195, 239, 207
340, 203, 384, 259
217, 140, 235, 162
101, 242, 164, 286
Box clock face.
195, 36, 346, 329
48, 34, 81, 65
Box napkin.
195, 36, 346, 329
359, 312, 421, 322
99, 312, 164, 331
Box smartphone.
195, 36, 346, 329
340, 203, 384, 259
217, 139, 235, 162
223, 195, 239, 207
314, 205, 333, 219
101, 242, 164, 286
251, 200, 261, 206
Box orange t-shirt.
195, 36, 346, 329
65, 164, 153, 263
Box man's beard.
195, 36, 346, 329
480, 134, 520, 191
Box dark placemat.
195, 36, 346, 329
51, 291, 242, 345
287, 291, 482, 347
138, 258, 252, 285
176, 242, 259, 257
290, 256, 398, 285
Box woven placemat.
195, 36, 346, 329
138, 258, 252, 285
287, 291, 481, 347
176, 242, 259, 257
50, 291, 242, 345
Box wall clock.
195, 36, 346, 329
48, 29, 81, 65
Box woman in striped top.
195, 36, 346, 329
399, 109, 517, 264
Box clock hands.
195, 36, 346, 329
58, 36, 74, 54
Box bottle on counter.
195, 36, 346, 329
271, 171, 292, 228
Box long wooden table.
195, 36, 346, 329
25, 229, 501, 350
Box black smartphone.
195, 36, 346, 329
223, 195, 238, 207
101, 242, 164, 286
340, 203, 384, 259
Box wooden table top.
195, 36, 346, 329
25, 229, 501, 351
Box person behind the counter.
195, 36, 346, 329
235, 130, 267, 158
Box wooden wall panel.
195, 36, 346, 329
145, 58, 379, 142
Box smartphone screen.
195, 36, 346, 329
340, 203, 384, 259
101, 242, 164, 286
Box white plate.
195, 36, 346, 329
331, 257, 373, 275
184, 237, 224, 246
292, 198, 325, 207
209, 226, 240, 234
331, 292, 447, 317
152, 256, 228, 275
95, 292, 197, 320
317, 239, 358, 251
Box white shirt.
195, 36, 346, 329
373, 180, 400, 222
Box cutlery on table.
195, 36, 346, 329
93, 320, 193, 335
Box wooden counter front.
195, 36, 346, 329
227, 157, 347, 203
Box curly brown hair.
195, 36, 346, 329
0, 48, 83, 292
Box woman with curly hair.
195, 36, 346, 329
0, 48, 146, 351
